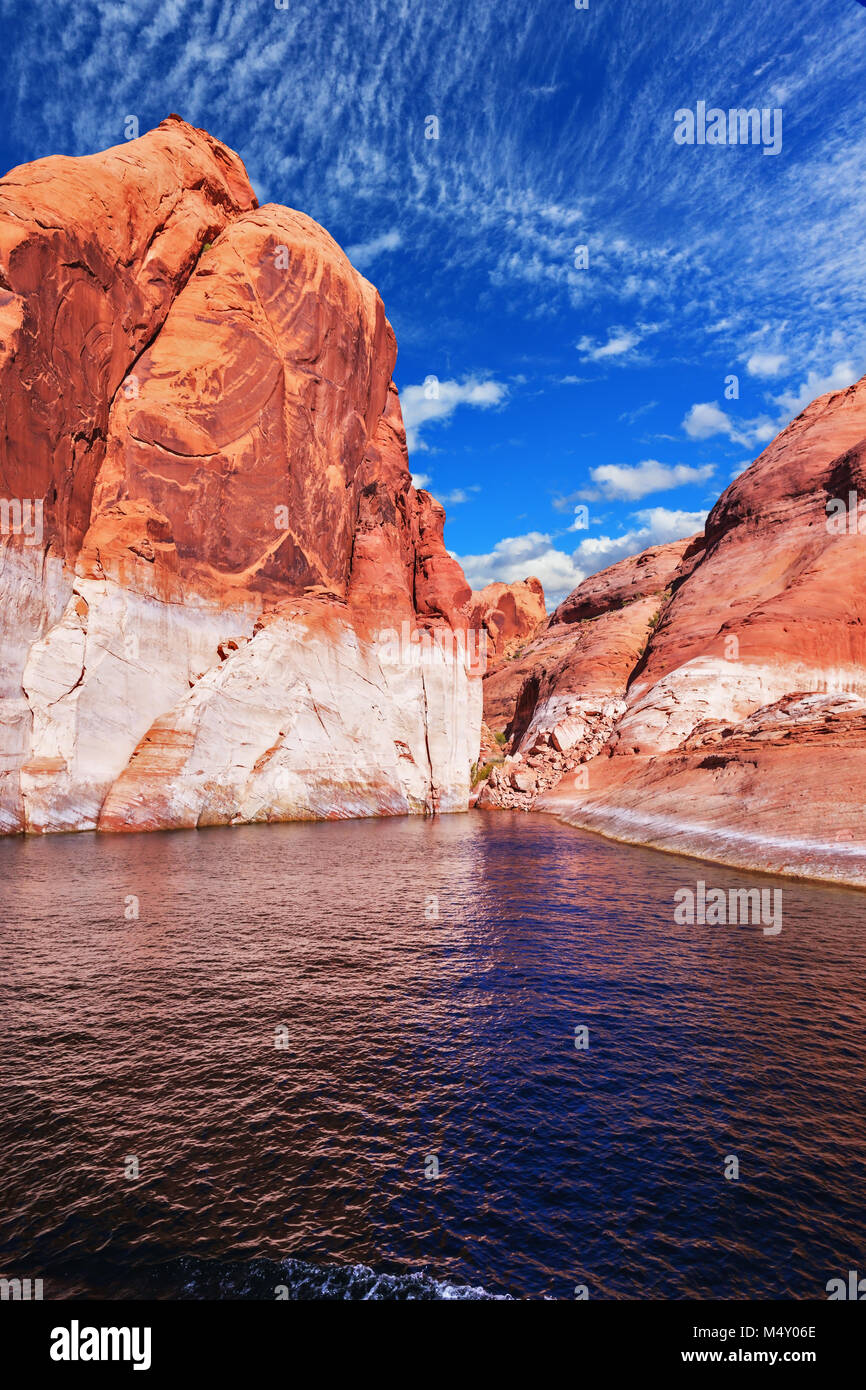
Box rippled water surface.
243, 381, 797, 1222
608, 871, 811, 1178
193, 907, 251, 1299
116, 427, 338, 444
1, 812, 865, 1299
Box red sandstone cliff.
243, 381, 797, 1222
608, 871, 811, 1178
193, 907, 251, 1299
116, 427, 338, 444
465, 576, 546, 660
536, 383, 866, 883
476, 539, 699, 808
0, 118, 481, 834
483, 382, 866, 884
5, 120, 866, 882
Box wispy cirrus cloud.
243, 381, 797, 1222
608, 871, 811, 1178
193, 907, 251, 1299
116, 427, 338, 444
576, 322, 660, 365
345, 227, 402, 269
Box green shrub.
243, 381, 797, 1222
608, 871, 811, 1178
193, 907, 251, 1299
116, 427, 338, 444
471, 758, 501, 788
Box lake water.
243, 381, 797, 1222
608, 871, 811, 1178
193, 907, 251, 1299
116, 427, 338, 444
1, 811, 864, 1300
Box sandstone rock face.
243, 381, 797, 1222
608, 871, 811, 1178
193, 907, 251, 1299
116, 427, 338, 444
551, 538, 702, 625
0, 115, 257, 832
0, 114, 256, 562
465, 576, 546, 659
533, 379, 866, 884
477, 541, 695, 811
610, 385, 866, 757
540, 692, 866, 886
0, 120, 481, 835
99, 602, 479, 831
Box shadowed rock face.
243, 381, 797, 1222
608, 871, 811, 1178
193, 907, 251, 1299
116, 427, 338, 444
0, 119, 481, 834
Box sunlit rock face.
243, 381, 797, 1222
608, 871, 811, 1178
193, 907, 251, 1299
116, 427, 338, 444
535, 380, 866, 884
466, 577, 546, 659
476, 540, 696, 812
0, 118, 481, 834
473, 381, 866, 881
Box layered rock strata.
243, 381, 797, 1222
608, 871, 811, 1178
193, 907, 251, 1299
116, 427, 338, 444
485, 381, 866, 884
0, 118, 481, 834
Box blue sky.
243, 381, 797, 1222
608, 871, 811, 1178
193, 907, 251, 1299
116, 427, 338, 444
2, 0, 866, 607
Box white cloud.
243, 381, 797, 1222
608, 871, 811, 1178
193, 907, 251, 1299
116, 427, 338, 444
633, 506, 708, 537
454, 508, 707, 611
455, 532, 588, 611
681, 401, 774, 449
344, 228, 402, 269
572, 507, 707, 575
746, 352, 787, 378
400, 375, 508, 453
619, 400, 659, 425
752, 421, 777, 443
439, 487, 479, 505
684, 366, 862, 454
772, 360, 859, 416
411, 477, 478, 505
683, 401, 739, 441
589, 459, 716, 501
577, 328, 639, 362
576, 321, 661, 366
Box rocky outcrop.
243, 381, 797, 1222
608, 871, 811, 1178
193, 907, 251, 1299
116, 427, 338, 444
478, 381, 866, 884
465, 576, 546, 660
99, 600, 478, 831
0, 119, 481, 835
606, 386, 866, 757
478, 539, 697, 810
540, 691, 866, 885
551, 538, 701, 625
0, 116, 257, 832
533, 379, 866, 885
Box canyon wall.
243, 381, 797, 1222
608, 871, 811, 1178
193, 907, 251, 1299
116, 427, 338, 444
0, 118, 481, 835
483, 382, 866, 883
5, 118, 865, 881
